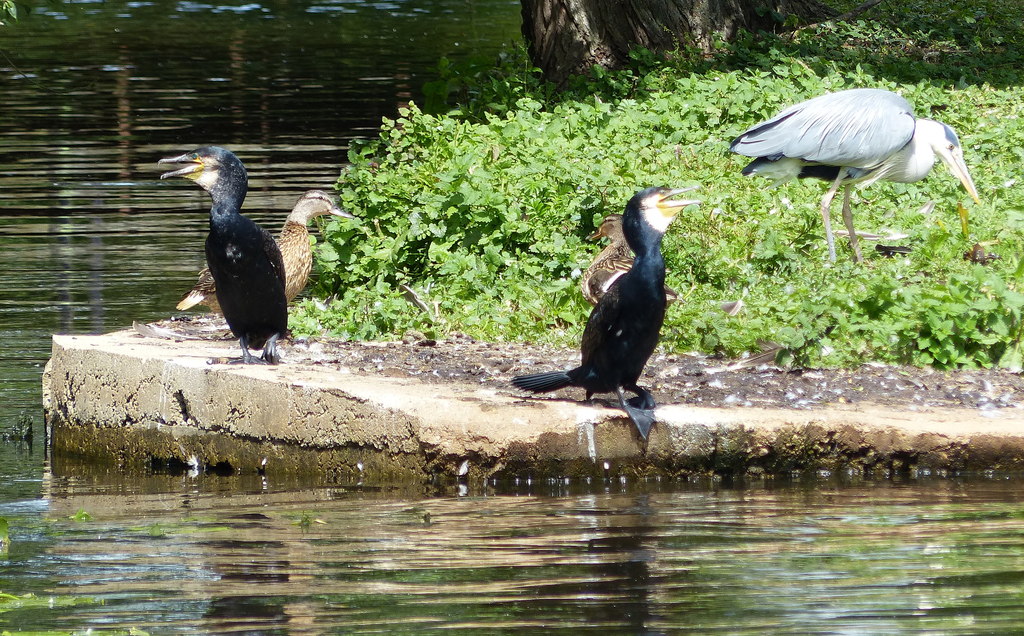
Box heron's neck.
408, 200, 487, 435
883, 121, 939, 184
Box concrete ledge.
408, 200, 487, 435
42, 329, 1024, 480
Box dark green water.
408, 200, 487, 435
0, 0, 521, 477
6, 473, 1024, 633
4, 1, 1024, 633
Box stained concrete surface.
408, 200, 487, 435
42, 325, 1024, 481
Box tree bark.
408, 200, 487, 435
521, 0, 836, 86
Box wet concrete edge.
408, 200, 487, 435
42, 331, 1024, 480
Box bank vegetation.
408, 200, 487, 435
293, 1, 1024, 370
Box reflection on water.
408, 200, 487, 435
4, 475, 1024, 632
4, 2, 1024, 632
0, 0, 521, 483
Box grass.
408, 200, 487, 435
294, 1, 1024, 370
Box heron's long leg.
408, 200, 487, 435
841, 185, 863, 263
819, 174, 846, 262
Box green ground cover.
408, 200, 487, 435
293, 1, 1024, 369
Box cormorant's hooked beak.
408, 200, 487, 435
937, 145, 981, 205
157, 153, 204, 180
655, 186, 702, 218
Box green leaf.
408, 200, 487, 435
69, 508, 93, 522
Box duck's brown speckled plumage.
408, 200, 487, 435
581, 214, 678, 306
177, 190, 352, 312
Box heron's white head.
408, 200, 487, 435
918, 119, 981, 204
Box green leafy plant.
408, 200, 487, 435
297, 1, 1024, 370
1, 1, 18, 25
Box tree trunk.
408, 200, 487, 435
521, 0, 835, 86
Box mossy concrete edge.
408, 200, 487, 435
42, 330, 1024, 480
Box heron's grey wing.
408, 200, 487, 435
731, 89, 916, 168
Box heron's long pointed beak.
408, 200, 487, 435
158, 153, 203, 180
939, 147, 981, 205
656, 186, 701, 217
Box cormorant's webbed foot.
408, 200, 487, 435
227, 338, 271, 365
626, 386, 656, 411
261, 333, 281, 365
616, 387, 656, 441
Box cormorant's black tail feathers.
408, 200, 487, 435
512, 371, 574, 393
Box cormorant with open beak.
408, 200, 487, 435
513, 186, 699, 440
159, 146, 288, 364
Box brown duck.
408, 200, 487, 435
581, 214, 678, 305
177, 189, 353, 312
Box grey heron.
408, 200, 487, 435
730, 88, 981, 262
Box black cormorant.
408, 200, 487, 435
159, 146, 288, 364
581, 213, 679, 306
513, 186, 699, 440
176, 189, 353, 312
